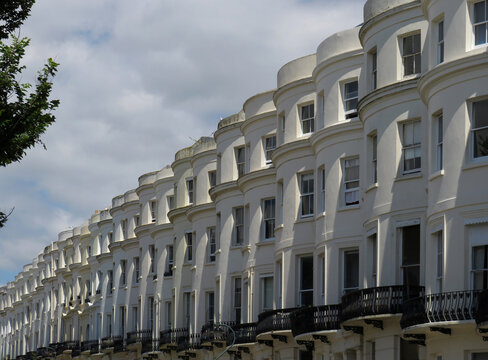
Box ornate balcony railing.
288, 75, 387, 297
232, 322, 257, 344
291, 304, 341, 337
160, 328, 189, 347
81, 339, 100, 354
177, 333, 201, 353
256, 307, 299, 335
341, 285, 425, 323
126, 329, 153, 345
401, 290, 480, 329
101, 336, 124, 352
201, 321, 236, 344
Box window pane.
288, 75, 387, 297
473, 100, 488, 128
473, 353, 488, 360
301, 257, 314, 290
403, 36, 413, 55
345, 159, 359, 181
475, 24, 487, 45
344, 250, 359, 290
402, 225, 420, 265
413, 34, 421, 53
475, 1, 486, 23
474, 128, 488, 157
345, 81, 358, 98
438, 21, 444, 42
473, 246, 486, 269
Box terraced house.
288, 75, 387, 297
2, 0, 488, 359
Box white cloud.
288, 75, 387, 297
0, 0, 363, 283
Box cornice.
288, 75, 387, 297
121, 237, 139, 251
190, 149, 216, 167
168, 205, 191, 223
209, 181, 240, 202
108, 241, 123, 252
95, 252, 112, 263
310, 120, 363, 151
150, 223, 174, 238
272, 138, 313, 168
313, 49, 363, 81
134, 223, 154, 237
68, 263, 81, 272
358, 78, 419, 121
273, 77, 314, 105
240, 110, 277, 134
171, 155, 192, 171
213, 121, 243, 141
185, 202, 216, 222
359, 1, 421, 46
418, 52, 488, 105
237, 167, 277, 194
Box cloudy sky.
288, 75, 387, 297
0, 0, 364, 285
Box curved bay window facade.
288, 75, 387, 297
3, 0, 488, 359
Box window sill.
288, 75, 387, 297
274, 224, 284, 232
119, 285, 128, 290
256, 240, 274, 247
401, 73, 421, 81
338, 204, 360, 212
230, 244, 246, 250
315, 212, 326, 220
191, 265, 197, 271
365, 183, 378, 193
183, 262, 193, 267
295, 216, 314, 224
204, 262, 216, 267
463, 158, 488, 172
428, 169, 444, 182
394, 171, 422, 182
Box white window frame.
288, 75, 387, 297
264, 135, 277, 165
121, 219, 128, 239
233, 277, 242, 323
120, 260, 127, 286
435, 230, 444, 292
300, 103, 315, 134
471, 99, 488, 160
343, 157, 360, 206
149, 201, 157, 223
368, 233, 378, 287
208, 170, 216, 188
370, 134, 378, 184
399, 223, 421, 287
300, 173, 314, 218
185, 231, 193, 263
436, 114, 443, 171
280, 114, 286, 144
233, 207, 244, 246
437, 20, 444, 64
206, 291, 215, 323
186, 178, 194, 205
134, 257, 140, 283
401, 120, 422, 174
149, 245, 156, 274
402, 32, 421, 76
473, 0, 488, 47
342, 249, 359, 294
298, 256, 314, 306
208, 227, 216, 263
235, 147, 245, 178
165, 245, 174, 276
472, 244, 488, 290
370, 49, 377, 90
343, 80, 359, 120
261, 275, 274, 312
319, 167, 326, 213
262, 198, 276, 240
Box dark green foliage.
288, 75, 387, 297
0, 36, 59, 166
0, 0, 60, 228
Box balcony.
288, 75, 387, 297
256, 307, 299, 336
201, 321, 236, 345
401, 290, 480, 330
81, 339, 100, 354
126, 329, 154, 353
290, 304, 341, 337
176, 333, 201, 353
341, 285, 425, 324
101, 336, 124, 352
232, 322, 257, 345
53, 341, 80, 356
160, 328, 188, 349
476, 289, 488, 326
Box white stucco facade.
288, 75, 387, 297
2, 0, 488, 359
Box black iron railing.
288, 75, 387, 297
291, 304, 341, 337
177, 333, 201, 352
256, 307, 299, 335
341, 285, 425, 322
201, 321, 236, 344
160, 328, 188, 346
232, 322, 257, 344
126, 329, 153, 345
101, 336, 124, 352
81, 339, 100, 354
401, 290, 480, 329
